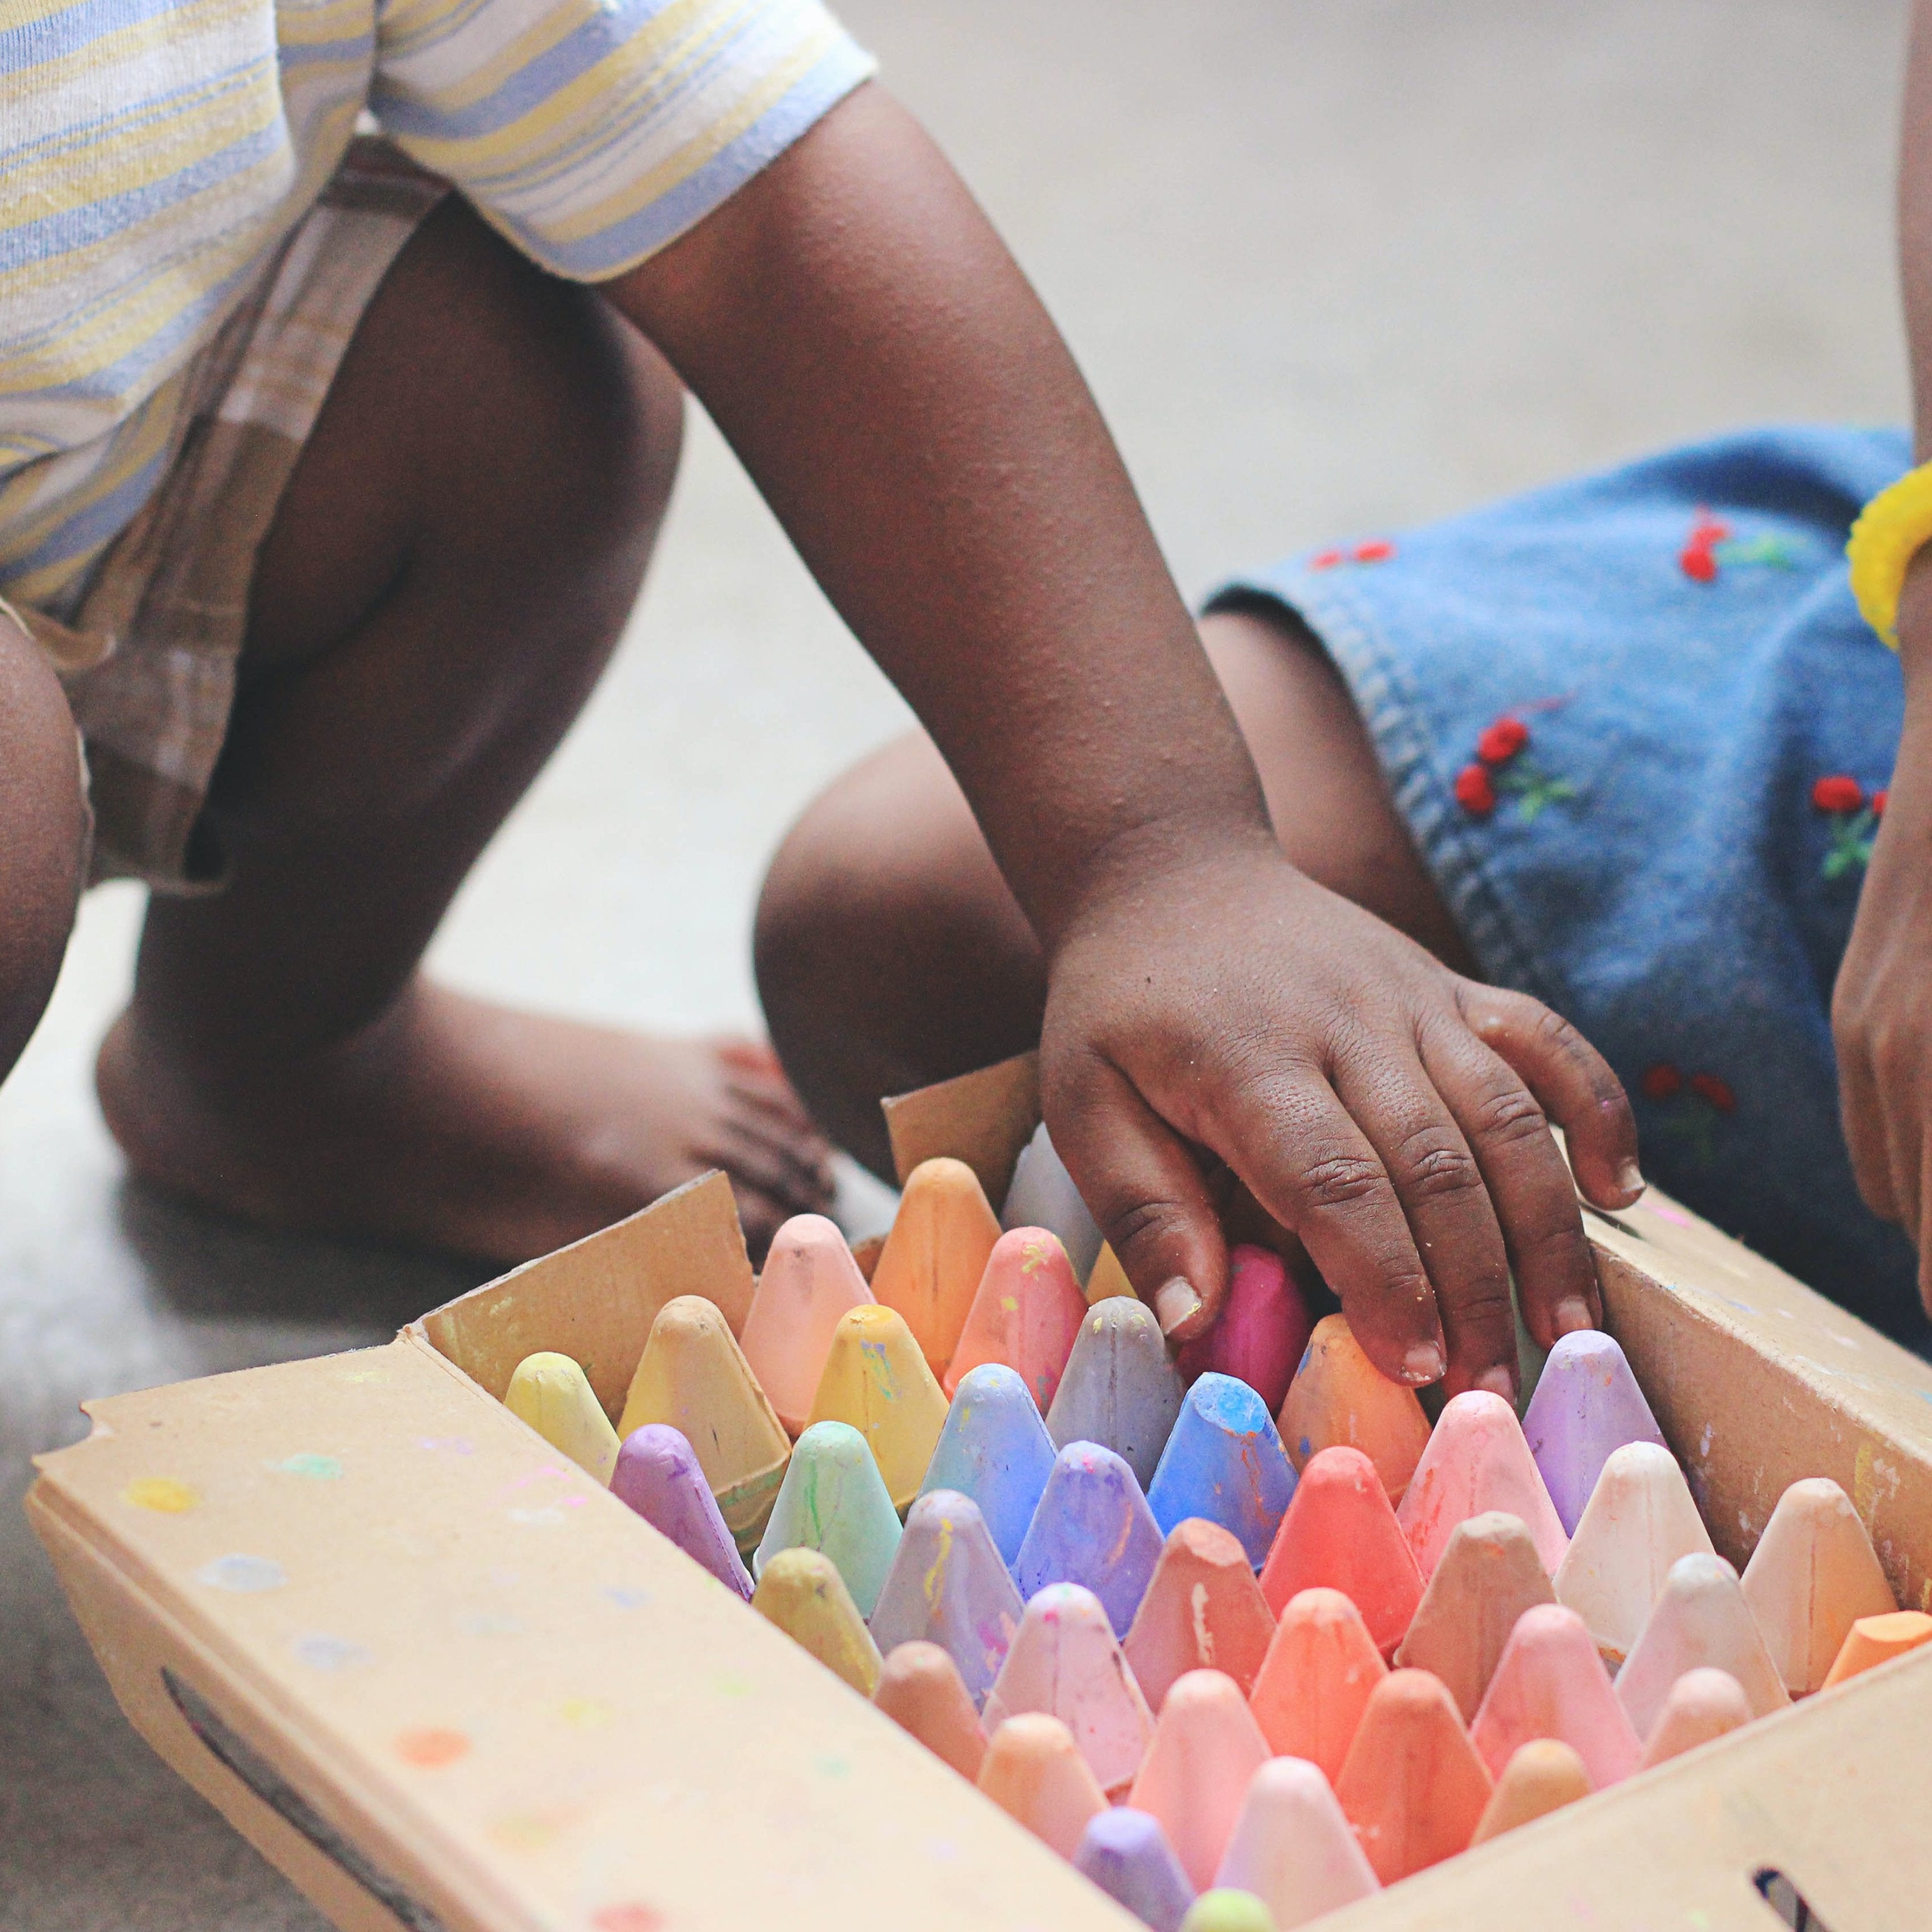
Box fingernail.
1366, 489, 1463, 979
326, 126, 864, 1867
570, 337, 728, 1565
1475, 1364, 1517, 1401
1616, 1158, 1645, 1198
1153, 1278, 1203, 1338
1553, 1296, 1596, 1337
1402, 1340, 1447, 1384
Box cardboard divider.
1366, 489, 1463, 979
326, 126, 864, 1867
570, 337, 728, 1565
29, 1055, 1932, 1930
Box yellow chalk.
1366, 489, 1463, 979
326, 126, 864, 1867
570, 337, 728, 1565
504, 1352, 620, 1485
752, 1548, 883, 1697
804, 1304, 949, 1514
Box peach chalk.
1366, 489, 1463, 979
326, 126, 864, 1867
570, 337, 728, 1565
944, 1226, 1086, 1407
1128, 1670, 1272, 1891
1741, 1477, 1896, 1695
1636, 1666, 1752, 1768
1614, 1554, 1791, 1737
1257, 1447, 1422, 1657
1277, 1314, 1430, 1503
874, 1641, 986, 1781
1552, 1441, 1713, 1668
1397, 1392, 1567, 1580
1395, 1510, 1554, 1721
503, 1351, 620, 1485
983, 1582, 1156, 1796
1125, 1519, 1278, 1712
1469, 1602, 1641, 1788
750, 1547, 881, 1697
870, 1156, 1001, 1373
1334, 1669, 1492, 1884
1469, 1739, 1592, 1845
1248, 1588, 1388, 1784
978, 1712, 1107, 1861
1822, 1609, 1932, 1689
1176, 1245, 1312, 1416
1215, 1757, 1379, 1929
739, 1214, 873, 1435
802, 1303, 948, 1514
617, 1297, 790, 1552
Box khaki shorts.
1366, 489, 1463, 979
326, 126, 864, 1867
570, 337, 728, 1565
1, 141, 447, 892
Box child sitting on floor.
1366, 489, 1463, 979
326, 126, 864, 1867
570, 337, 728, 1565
4, 0, 1643, 1401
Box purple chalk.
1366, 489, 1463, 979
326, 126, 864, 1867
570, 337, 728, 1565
1520, 1330, 1667, 1535
610, 1424, 755, 1599
1075, 1808, 1196, 1931
1013, 1440, 1165, 1637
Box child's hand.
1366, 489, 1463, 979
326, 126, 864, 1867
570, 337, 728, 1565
1833, 563, 1932, 1311
1041, 836, 1642, 1395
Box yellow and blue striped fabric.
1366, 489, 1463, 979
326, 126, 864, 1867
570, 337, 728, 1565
0, 0, 871, 615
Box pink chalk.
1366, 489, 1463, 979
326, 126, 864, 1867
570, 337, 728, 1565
1470, 1603, 1641, 1789
1396, 1392, 1568, 1580
1127, 1670, 1272, 1891
1176, 1245, 1312, 1414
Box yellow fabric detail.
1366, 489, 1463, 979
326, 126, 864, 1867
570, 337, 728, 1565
1846, 457, 1932, 649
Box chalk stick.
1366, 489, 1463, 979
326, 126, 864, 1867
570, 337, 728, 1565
978, 1712, 1107, 1860
504, 1351, 620, 1485
803, 1303, 948, 1514
870, 1156, 1001, 1373
945, 1226, 1086, 1409
1047, 1297, 1184, 1489
1176, 1245, 1310, 1416
869, 1489, 1024, 1707
919, 1362, 1058, 1567
1396, 1390, 1567, 1580
1128, 1670, 1271, 1892
1179, 1888, 1280, 1932
750, 1547, 882, 1697
1469, 1738, 1592, 1845
1013, 1440, 1165, 1637
1215, 1757, 1379, 1929
1248, 1587, 1388, 1783
1519, 1330, 1666, 1535
1614, 1553, 1790, 1738
609, 1423, 753, 1600
1075, 1809, 1196, 1932
874, 1641, 986, 1781
752, 1419, 902, 1618
1741, 1477, 1896, 1695
1124, 1519, 1277, 1711
1394, 1510, 1554, 1721
1148, 1374, 1298, 1569
1822, 1609, 1932, 1689
739, 1213, 874, 1436
1277, 1313, 1431, 1504
1003, 1121, 1105, 1285
1469, 1602, 1641, 1789
1334, 1669, 1492, 1884
1636, 1666, 1752, 1768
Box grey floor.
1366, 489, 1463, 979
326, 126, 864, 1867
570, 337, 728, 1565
0, 1, 1913, 1924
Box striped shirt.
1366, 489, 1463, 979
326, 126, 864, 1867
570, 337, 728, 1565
0, 0, 872, 616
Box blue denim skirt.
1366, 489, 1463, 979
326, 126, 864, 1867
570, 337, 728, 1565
1210, 425, 1924, 1347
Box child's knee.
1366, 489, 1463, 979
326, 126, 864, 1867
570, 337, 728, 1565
0, 612, 86, 1071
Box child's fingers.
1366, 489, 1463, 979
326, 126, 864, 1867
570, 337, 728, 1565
1455, 983, 1642, 1208
1044, 1057, 1228, 1342
1208, 1066, 1450, 1387
1834, 1033, 1901, 1224
1327, 1046, 1517, 1397
1420, 1020, 1604, 1354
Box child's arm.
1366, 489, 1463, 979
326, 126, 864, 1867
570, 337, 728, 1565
1836, 0, 1932, 1312
612, 83, 1641, 1393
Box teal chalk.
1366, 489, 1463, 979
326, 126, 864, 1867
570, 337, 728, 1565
919, 1363, 1058, 1567
869, 1489, 1026, 1707
1146, 1373, 1297, 1569
753, 1420, 902, 1617
1013, 1440, 1165, 1637
1001, 1121, 1105, 1282
1046, 1297, 1184, 1489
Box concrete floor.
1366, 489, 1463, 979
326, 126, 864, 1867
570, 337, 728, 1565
0, 1, 1913, 1924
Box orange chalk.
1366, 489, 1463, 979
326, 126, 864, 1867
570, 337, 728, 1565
1396, 1392, 1567, 1580
1085, 1242, 1139, 1304
1469, 1739, 1591, 1845
1127, 1670, 1272, 1891
1741, 1477, 1896, 1695
978, 1712, 1108, 1861
874, 1641, 986, 1781
1636, 1667, 1752, 1769
1125, 1519, 1278, 1712
617, 1296, 790, 1553
1821, 1609, 1932, 1690
1394, 1510, 1555, 1721
944, 1226, 1087, 1408
1334, 1669, 1493, 1884
802, 1303, 949, 1514
1248, 1587, 1388, 1784
1278, 1313, 1431, 1503
739, 1214, 874, 1435
870, 1157, 1001, 1373
1257, 1447, 1422, 1657
1469, 1602, 1640, 1789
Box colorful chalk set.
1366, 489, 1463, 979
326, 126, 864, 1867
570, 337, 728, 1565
498, 1134, 1927, 1931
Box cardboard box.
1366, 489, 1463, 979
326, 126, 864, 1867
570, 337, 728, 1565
29, 1051, 1932, 1932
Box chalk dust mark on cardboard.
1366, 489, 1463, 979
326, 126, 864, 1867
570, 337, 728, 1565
273, 1454, 343, 1479
124, 1477, 198, 1512
394, 1727, 470, 1768
590, 1907, 665, 1932
196, 1554, 287, 1592
295, 1633, 373, 1671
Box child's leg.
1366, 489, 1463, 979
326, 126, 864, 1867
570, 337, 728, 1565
0, 616, 91, 1069
95, 199, 832, 1259
756, 605, 1468, 1176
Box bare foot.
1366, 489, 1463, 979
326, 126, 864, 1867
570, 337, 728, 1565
95, 979, 837, 1265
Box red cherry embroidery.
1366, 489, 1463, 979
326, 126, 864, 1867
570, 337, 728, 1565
1679, 510, 1731, 582
1811, 774, 1864, 814
1641, 1063, 1684, 1101
1310, 549, 1345, 570
1476, 716, 1530, 766
1688, 1073, 1736, 1113
1873, 788, 1888, 817
1353, 539, 1395, 564
1454, 763, 1497, 816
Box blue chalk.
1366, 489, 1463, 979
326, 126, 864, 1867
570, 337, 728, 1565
1012, 1440, 1165, 1636
1075, 1809, 1197, 1932
869, 1490, 1026, 1706
1146, 1372, 1297, 1568
1046, 1297, 1184, 1489
919, 1363, 1059, 1568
